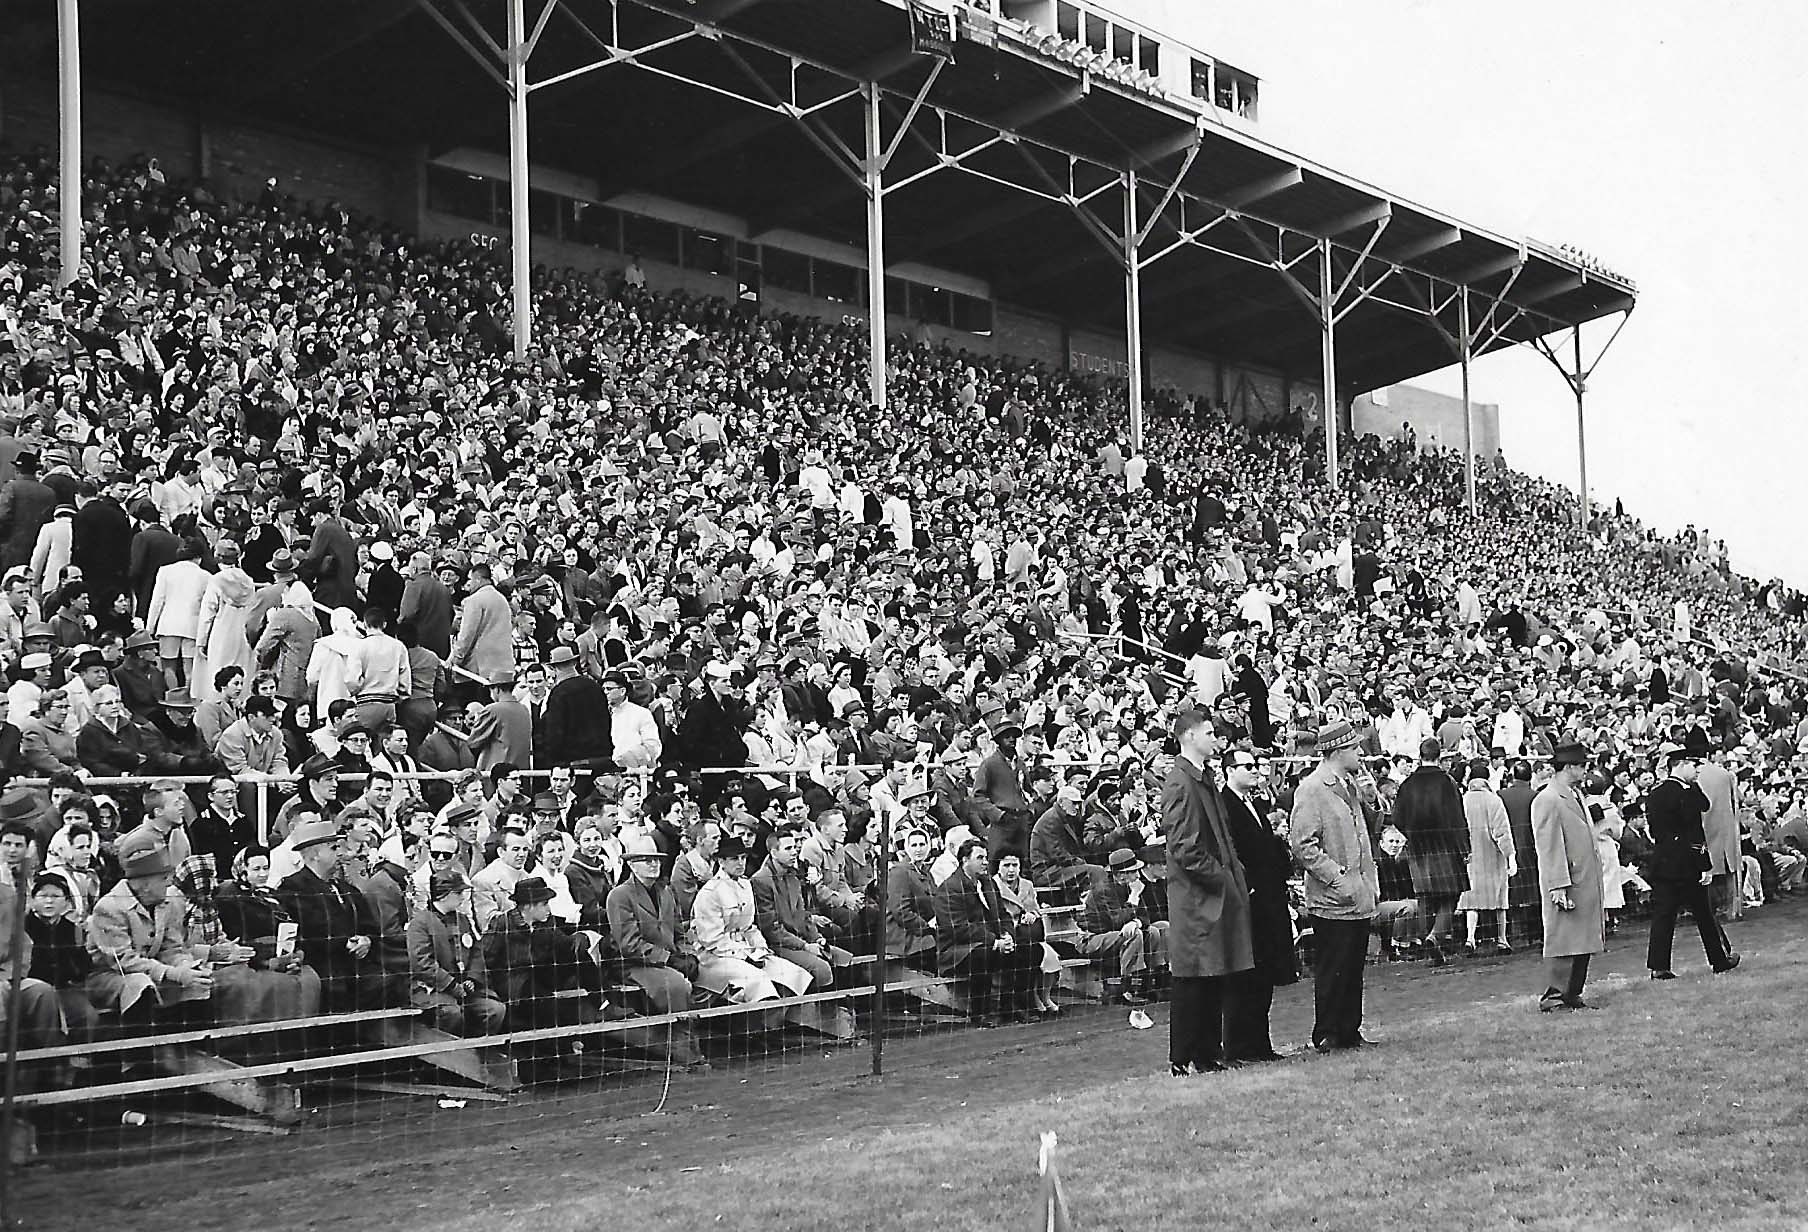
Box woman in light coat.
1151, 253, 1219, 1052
305, 606, 362, 714
1586, 784, 1630, 933
686, 835, 807, 1031
193, 540, 256, 703
145, 541, 213, 688
993, 851, 1063, 1015
1457, 760, 1515, 952
255, 589, 319, 703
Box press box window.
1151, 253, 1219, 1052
621, 213, 681, 266
426, 166, 494, 223
812, 259, 863, 305
761, 246, 812, 294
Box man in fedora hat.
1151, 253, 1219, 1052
974, 713, 1033, 862
541, 645, 612, 769
85, 842, 213, 1023
1532, 742, 1606, 1010
243, 547, 299, 647
481, 874, 604, 1050
467, 669, 533, 773
272, 754, 343, 847
606, 835, 703, 1064
1289, 719, 1380, 1051
1076, 845, 1171, 1006
115, 630, 165, 717
1645, 741, 1739, 981
277, 817, 403, 1013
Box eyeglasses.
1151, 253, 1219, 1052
428, 850, 458, 861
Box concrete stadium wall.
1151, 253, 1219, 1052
1352, 384, 1501, 458
0, 75, 413, 223
992, 307, 1064, 367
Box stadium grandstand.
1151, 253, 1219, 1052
2, 0, 1808, 1217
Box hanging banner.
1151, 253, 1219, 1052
958, 4, 998, 48
908, 0, 957, 61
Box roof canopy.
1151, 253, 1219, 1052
34, 0, 1636, 391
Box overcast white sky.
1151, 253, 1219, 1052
1115, 0, 1808, 585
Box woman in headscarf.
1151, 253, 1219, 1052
203, 849, 323, 1029
306, 606, 363, 714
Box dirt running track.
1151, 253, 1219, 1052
15, 898, 1799, 1232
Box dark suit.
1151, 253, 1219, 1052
1500, 779, 1540, 947
1644, 777, 1732, 973
277, 866, 403, 1012
540, 674, 612, 767
883, 859, 937, 964
673, 691, 750, 779
71, 494, 133, 612
129, 523, 180, 617
1161, 755, 1254, 1071
933, 864, 1037, 1017
0, 476, 55, 570
399, 574, 454, 659
1221, 789, 1299, 1060
303, 517, 360, 610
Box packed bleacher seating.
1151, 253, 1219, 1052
3, 140, 1808, 1106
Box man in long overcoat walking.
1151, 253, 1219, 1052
1532, 742, 1603, 1011
1161, 709, 1253, 1075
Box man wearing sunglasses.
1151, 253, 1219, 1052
1219, 750, 1299, 1063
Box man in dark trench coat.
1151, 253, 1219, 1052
1219, 747, 1300, 1062
1161, 709, 1255, 1075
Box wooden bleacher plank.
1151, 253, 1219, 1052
150, 1046, 300, 1124
15, 1006, 419, 1064
363, 1016, 520, 1093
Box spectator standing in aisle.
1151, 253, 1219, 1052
1531, 742, 1604, 1010
1217, 747, 1298, 1064
1392, 738, 1469, 966
1289, 720, 1378, 1052
1645, 742, 1739, 980
1160, 711, 1253, 1075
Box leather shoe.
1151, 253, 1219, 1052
1713, 953, 1741, 974
1649, 970, 1677, 981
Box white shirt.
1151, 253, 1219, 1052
609, 699, 663, 769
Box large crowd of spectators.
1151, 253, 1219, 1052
2, 142, 1808, 1097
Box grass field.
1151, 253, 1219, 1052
441, 934, 1808, 1232
19, 904, 1806, 1232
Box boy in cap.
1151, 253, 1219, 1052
406, 868, 506, 1039
480, 875, 605, 1057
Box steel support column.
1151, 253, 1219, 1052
56, 0, 82, 287
506, 0, 533, 359
1124, 170, 1144, 453
864, 82, 888, 410
1318, 237, 1339, 489
1573, 325, 1588, 530
1459, 290, 1475, 516
1532, 308, 1631, 532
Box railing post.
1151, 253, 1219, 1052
871, 804, 890, 1079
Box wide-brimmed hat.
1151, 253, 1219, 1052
989, 713, 1024, 743
511, 876, 555, 906
1107, 848, 1143, 873
119, 844, 174, 878
19, 652, 51, 672
428, 869, 469, 900
622, 832, 662, 863
1656, 741, 1697, 764
268, 548, 299, 576
123, 630, 157, 653
161, 687, 196, 710
289, 818, 343, 852
717, 834, 751, 860
1314, 720, 1360, 754
298, 753, 340, 781
1550, 742, 1591, 767
0, 788, 50, 825
546, 645, 578, 667
443, 800, 483, 827
898, 778, 933, 805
